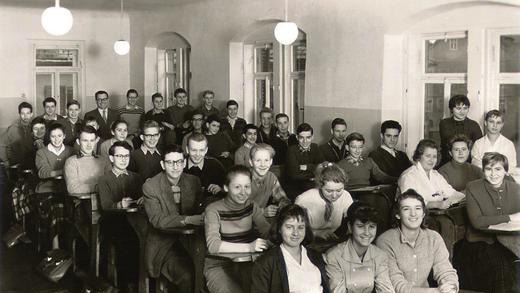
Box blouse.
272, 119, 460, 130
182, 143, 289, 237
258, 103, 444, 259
471, 134, 517, 170
325, 239, 394, 293
281, 245, 323, 293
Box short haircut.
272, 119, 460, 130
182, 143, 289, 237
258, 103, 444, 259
250, 143, 275, 160
482, 152, 509, 172
275, 113, 289, 122
66, 100, 81, 109
31, 117, 46, 128
191, 109, 204, 119
448, 95, 470, 110
84, 116, 98, 124
202, 90, 214, 97
412, 139, 438, 162
95, 90, 108, 100
162, 144, 185, 161
187, 133, 208, 146
259, 107, 273, 116
43, 97, 57, 107
174, 88, 187, 97
226, 100, 239, 108
18, 102, 33, 113
448, 134, 471, 151
141, 120, 160, 132
126, 89, 138, 97
79, 125, 98, 137
109, 140, 132, 156
347, 202, 380, 226
243, 123, 258, 135
47, 122, 64, 135
380, 120, 402, 134
331, 118, 347, 129
269, 204, 314, 246
315, 162, 347, 188
151, 92, 163, 102
485, 109, 504, 121
393, 189, 428, 229
206, 114, 221, 124
346, 132, 365, 145
296, 123, 313, 135
224, 165, 251, 186
110, 119, 128, 132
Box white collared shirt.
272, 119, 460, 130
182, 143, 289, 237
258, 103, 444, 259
280, 245, 323, 293
47, 144, 65, 156
140, 145, 160, 155
471, 134, 517, 169
398, 163, 458, 203
98, 108, 107, 119
227, 116, 237, 128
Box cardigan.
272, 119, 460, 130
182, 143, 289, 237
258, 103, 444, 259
438, 160, 481, 192
251, 246, 331, 293
368, 146, 412, 180
128, 147, 163, 181
325, 239, 394, 293
61, 118, 83, 146
35, 145, 74, 193
98, 170, 143, 209
319, 140, 349, 163
465, 179, 520, 244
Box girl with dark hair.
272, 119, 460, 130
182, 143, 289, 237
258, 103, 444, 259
251, 204, 330, 293
325, 202, 394, 293
376, 190, 459, 293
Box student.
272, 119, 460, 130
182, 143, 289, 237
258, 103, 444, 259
198, 90, 220, 118
251, 204, 331, 293
286, 123, 325, 196
205, 114, 235, 170
9, 116, 46, 171
98, 119, 134, 159
1, 102, 34, 164
204, 165, 270, 293
34, 123, 73, 249
73, 116, 102, 155
143, 144, 204, 293
295, 162, 353, 241
438, 134, 481, 192
184, 133, 226, 204
249, 144, 291, 218
98, 141, 142, 291
471, 109, 517, 170
181, 110, 205, 154
141, 92, 175, 130
38, 97, 65, 124
128, 120, 163, 181
319, 118, 349, 163
234, 124, 257, 168
439, 95, 482, 165
369, 120, 412, 181
118, 89, 145, 141
220, 99, 247, 147
84, 90, 121, 140
398, 139, 465, 210
325, 203, 394, 293
376, 190, 459, 293
257, 107, 277, 145
337, 132, 395, 189
270, 113, 298, 166
166, 88, 194, 144
62, 100, 82, 146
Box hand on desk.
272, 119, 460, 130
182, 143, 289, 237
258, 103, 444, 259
186, 214, 204, 226
509, 212, 520, 222
264, 205, 279, 218
121, 197, 134, 208
249, 238, 269, 252
207, 184, 222, 195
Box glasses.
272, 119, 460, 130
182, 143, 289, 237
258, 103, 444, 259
113, 154, 130, 159
143, 133, 160, 138
164, 159, 184, 166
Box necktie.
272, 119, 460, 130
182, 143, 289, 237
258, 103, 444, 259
103, 110, 107, 122
318, 189, 334, 221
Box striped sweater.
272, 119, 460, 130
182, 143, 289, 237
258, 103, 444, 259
205, 197, 270, 254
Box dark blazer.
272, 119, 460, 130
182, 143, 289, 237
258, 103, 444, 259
142, 172, 203, 278
251, 246, 331, 293
84, 108, 120, 140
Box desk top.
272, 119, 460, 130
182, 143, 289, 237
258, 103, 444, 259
103, 206, 139, 213
208, 252, 262, 262
489, 221, 520, 232
68, 193, 97, 199
349, 184, 393, 193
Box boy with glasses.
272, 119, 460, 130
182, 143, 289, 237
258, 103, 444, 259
129, 120, 163, 181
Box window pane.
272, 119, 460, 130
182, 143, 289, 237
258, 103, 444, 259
256, 79, 267, 109
166, 49, 177, 73
36, 49, 78, 67
292, 41, 306, 72
292, 79, 305, 129
425, 36, 468, 73
424, 83, 444, 145
255, 45, 273, 73
36, 73, 53, 114
166, 74, 176, 107
450, 83, 467, 96
59, 73, 76, 115
500, 35, 520, 73
499, 84, 520, 160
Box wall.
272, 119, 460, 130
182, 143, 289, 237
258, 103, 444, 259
0, 6, 130, 134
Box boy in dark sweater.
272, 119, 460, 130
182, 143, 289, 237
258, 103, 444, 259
319, 118, 349, 163
128, 120, 163, 181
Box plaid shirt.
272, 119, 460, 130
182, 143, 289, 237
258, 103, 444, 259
12, 182, 31, 221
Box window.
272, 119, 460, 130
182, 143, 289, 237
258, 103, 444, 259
253, 43, 274, 110
32, 41, 84, 115
158, 47, 190, 107
291, 40, 306, 130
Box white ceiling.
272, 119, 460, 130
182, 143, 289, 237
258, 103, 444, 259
0, 0, 207, 11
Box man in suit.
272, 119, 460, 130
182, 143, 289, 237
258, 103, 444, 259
142, 144, 204, 293
84, 90, 120, 140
